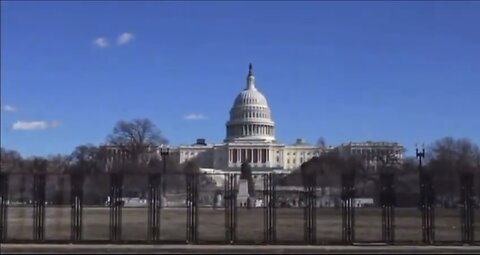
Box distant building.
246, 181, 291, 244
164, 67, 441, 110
336, 141, 404, 161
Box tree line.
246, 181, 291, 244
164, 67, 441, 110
0, 118, 215, 205
281, 137, 480, 207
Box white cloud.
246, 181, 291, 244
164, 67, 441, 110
184, 113, 207, 120
2, 105, 16, 112
93, 37, 109, 48
12, 120, 62, 131
117, 32, 134, 45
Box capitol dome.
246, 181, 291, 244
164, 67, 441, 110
225, 64, 275, 143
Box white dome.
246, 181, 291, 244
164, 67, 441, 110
233, 89, 268, 107
225, 64, 275, 143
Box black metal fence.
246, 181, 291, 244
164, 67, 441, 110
0, 170, 478, 245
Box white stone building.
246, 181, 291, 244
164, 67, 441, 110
336, 141, 404, 162
174, 64, 325, 172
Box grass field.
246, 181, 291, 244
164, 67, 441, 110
4, 207, 479, 243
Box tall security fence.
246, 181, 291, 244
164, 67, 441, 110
0, 170, 479, 245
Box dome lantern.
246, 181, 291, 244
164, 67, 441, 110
246, 63, 256, 90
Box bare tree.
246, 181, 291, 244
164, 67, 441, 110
68, 144, 104, 174
46, 154, 69, 173
0, 147, 24, 173
107, 118, 168, 161
427, 137, 480, 207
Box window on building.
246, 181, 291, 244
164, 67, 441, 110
276, 156, 279, 163
300, 158, 304, 163
293, 159, 296, 164
287, 159, 290, 164
253, 149, 258, 163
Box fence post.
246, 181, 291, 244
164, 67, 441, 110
263, 173, 276, 244
70, 172, 84, 242
420, 172, 435, 244
225, 173, 237, 244
0, 172, 8, 241
186, 172, 198, 244
148, 172, 161, 242
224, 173, 230, 244
380, 172, 395, 244
341, 172, 355, 244
33, 159, 47, 241
109, 172, 123, 242
302, 167, 316, 245
461, 172, 474, 244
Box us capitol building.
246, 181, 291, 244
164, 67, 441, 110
106, 64, 404, 173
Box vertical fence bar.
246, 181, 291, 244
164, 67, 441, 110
351, 180, 355, 243
194, 173, 199, 243
312, 171, 317, 244
186, 173, 198, 244
148, 173, 161, 242
263, 173, 275, 244
109, 173, 123, 242
341, 172, 355, 244
33, 174, 37, 241
380, 173, 395, 244
70, 173, 84, 242
233, 174, 237, 244
263, 174, 267, 243
186, 173, 190, 243
0, 172, 8, 241
225, 173, 236, 244
301, 164, 316, 244
271, 173, 277, 243
224, 173, 229, 244
273, 173, 277, 243
420, 172, 435, 244
461, 172, 474, 244
33, 167, 46, 241
303, 171, 316, 244
305, 184, 310, 243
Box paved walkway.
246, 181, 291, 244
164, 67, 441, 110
2, 244, 480, 254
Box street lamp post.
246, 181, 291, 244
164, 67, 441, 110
416, 143, 434, 243
416, 145, 426, 208
416, 144, 425, 175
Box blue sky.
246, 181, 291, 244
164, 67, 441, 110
1, 1, 479, 157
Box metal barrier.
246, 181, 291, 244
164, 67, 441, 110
0, 170, 478, 245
